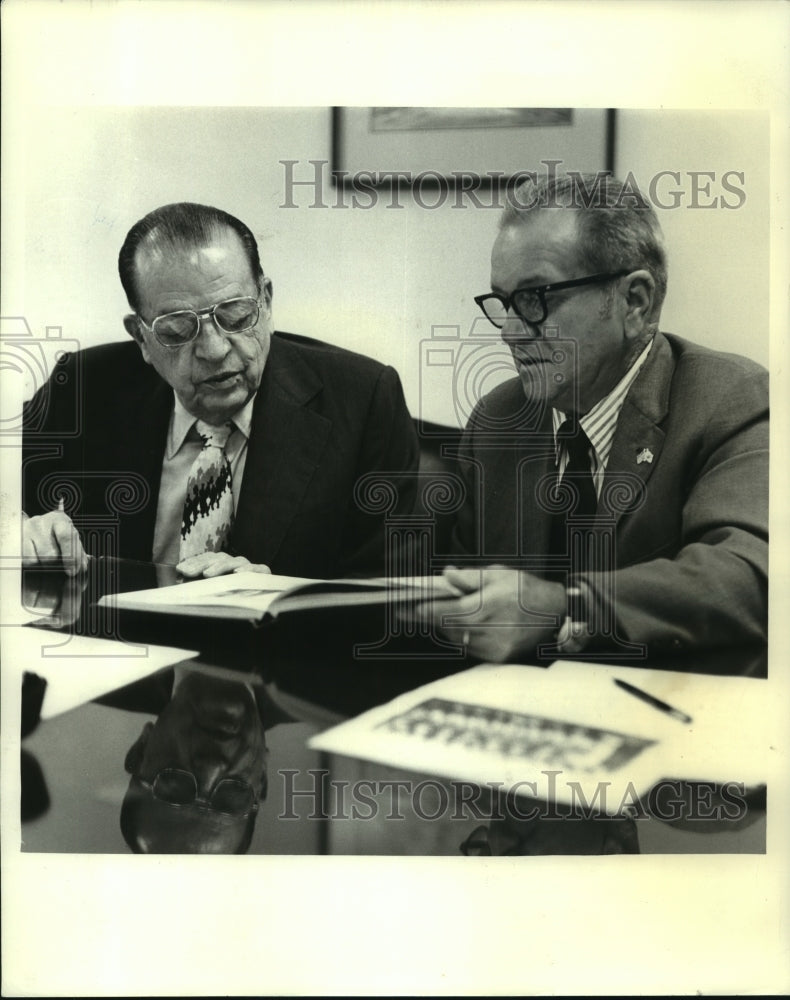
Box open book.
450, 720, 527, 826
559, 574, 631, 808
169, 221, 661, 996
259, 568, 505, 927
309, 660, 772, 811
98, 571, 461, 624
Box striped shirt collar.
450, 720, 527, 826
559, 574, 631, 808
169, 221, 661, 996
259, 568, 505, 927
552, 338, 654, 471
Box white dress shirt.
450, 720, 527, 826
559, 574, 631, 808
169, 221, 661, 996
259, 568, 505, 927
552, 338, 654, 496
552, 338, 653, 652
152, 394, 256, 565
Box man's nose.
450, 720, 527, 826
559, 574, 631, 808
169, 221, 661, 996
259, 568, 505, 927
193, 317, 232, 361
190, 754, 228, 798
500, 312, 539, 345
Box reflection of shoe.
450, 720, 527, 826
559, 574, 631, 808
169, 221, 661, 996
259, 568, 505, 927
21, 749, 50, 823
460, 812, 641, 856
22, 670, 48, 738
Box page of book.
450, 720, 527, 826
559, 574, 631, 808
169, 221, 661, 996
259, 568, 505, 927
99, 571, 461, 620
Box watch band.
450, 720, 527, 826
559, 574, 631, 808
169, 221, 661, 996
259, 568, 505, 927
556, 582, 590, 653
566, 584, 586, 627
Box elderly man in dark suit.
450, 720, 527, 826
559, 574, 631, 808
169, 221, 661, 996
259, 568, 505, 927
22, 202, 419, 580
413, 172, 768, 661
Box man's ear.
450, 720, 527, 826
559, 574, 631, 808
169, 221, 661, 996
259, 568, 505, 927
622, 270, 656, 339
261, 277, 273, 310
124, 721, 154, 774
123, 314, 153, 364
123, 314, 142, 342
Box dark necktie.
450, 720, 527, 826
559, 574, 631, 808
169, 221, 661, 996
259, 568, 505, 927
547, 420, 597, 573
557, 420, 597, 517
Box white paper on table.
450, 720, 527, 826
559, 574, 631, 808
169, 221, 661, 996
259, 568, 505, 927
548, 659, 776, 787
6, 625, 198, 719
309, 661, 775, 811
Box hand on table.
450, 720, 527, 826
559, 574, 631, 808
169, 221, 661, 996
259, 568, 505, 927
405, 566, 566, 663
22, 566, 89, 628
22, 511, 89, 577
176, 552, 272, 579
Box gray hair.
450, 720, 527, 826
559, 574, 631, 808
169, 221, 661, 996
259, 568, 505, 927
501, 172, 668, 313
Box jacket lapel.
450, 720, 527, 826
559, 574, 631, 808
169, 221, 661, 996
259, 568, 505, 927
233, 335, 332, 566
518, 410, 557, 565
480, 381, 556, 565
116, 373, 172, 559
600, 332, 674, 529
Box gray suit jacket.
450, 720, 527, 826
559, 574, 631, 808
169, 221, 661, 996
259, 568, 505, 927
452, 332, 768, 652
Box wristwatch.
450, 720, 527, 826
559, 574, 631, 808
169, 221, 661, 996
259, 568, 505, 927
556, 581, 591, 653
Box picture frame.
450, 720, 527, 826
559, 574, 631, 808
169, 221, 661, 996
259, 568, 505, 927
331, 107, 616, 192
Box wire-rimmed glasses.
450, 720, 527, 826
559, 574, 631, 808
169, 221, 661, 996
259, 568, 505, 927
137, 768, 259, 816
138, 296, 261, 348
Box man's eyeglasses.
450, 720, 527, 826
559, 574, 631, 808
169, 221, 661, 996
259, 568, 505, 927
474, 271, 627, 329
137, 768, 259, 816
138, 296, 261, 349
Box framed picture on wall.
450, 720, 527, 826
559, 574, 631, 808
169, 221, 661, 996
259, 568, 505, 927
331, 107, 616, 193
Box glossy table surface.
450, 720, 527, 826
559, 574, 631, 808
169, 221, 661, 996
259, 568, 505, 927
18, 558, 768, 855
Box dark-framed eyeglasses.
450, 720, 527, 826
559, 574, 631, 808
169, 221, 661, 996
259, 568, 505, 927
138, 295, 261, 348
138, 768, 259, 817
474, 271, 628, 329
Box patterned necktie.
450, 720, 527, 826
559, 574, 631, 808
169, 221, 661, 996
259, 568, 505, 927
179, 420, 234, 560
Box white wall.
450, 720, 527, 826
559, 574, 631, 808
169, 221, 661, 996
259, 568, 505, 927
10, 107, 769, 425
616, 110, 769, 365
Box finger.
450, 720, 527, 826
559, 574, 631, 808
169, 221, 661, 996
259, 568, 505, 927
202, 556, 240, 578
397, 593, 460, 624
443, 566, 484, 593
51, 518, 86, 577
176, 553, 214, 576
24, 514, 80, 569
402, 593, 479, 627
22, 530, 40, 566
396, 603, 433, 625
240, 563, 272, 574
23, 518, 56, 563
405, 596, 461, 623
441, 624, 473, 646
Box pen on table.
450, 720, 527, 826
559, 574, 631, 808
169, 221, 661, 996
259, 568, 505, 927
614, 678, 693, 724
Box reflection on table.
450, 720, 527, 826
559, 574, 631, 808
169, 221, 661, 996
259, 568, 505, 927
18, 559, 768, 855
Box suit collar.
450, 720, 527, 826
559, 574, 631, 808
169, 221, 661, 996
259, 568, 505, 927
261, 333, 324, 407
117, 371, 172, 559
231, 334, 331, 567
614, 331, 673, 426
601, 331, 674, 521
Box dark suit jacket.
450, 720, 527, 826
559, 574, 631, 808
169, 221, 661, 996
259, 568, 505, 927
23, 332, 419, 579
452, 332, 768, 652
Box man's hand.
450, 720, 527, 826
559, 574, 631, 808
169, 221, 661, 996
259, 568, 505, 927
22, 512, 89, 577
176, 552, 272, 578
406, 566, 566, 663
23, 570, 90, 629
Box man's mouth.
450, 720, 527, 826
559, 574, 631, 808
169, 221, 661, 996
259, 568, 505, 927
202, 371, 242, 387
514, 353, 549, 369
198, 719, 243, 737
